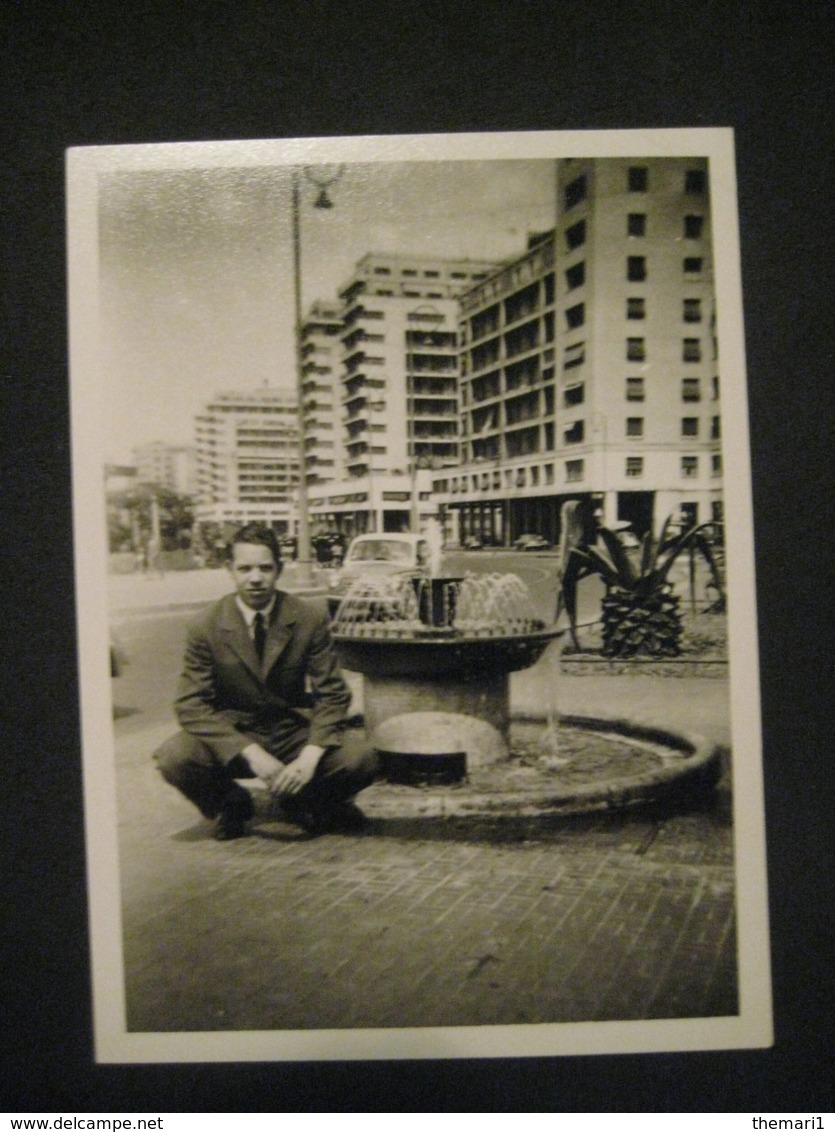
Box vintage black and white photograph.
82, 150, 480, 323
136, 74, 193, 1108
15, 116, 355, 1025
67, 129, 770, 1062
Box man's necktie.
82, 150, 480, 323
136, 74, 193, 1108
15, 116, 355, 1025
253, 611, 266, 662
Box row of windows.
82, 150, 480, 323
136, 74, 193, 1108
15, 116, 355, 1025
371, 266, 487, 281
564, 296, 705, 328
557, 416, 720, 444
437, 450, 719, 495
561, 376, 719, 405
560, 335, 707, 363
564, 167, 706, 209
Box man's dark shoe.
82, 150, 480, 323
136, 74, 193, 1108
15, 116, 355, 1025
214, 786, 254, 841
280, 798, 369, 835
322, 800, 370, 832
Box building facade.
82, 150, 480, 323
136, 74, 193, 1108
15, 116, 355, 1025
434, 157, 721, 547
133, 441, 197, 496
301, 301, 345, 487
193, 387, 299, 533
308, 252, 497, 535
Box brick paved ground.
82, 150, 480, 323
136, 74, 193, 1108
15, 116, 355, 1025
118, 723, 736, 1033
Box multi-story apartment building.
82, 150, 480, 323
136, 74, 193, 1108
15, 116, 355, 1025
193, 387, 299, 533
133, 441, 197, 496
308, 252, 497, 535
434, 157, 721, 547
301, 301, 345, 487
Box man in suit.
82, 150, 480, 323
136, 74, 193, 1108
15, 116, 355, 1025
153, 523, 379, 839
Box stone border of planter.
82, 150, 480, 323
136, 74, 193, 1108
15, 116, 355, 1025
559, 655, 728, 678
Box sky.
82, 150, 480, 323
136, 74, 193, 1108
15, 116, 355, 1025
98, 159, 557, 463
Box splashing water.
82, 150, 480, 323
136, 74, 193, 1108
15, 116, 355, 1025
332, 571, 547, 638
535, 639, 571, 765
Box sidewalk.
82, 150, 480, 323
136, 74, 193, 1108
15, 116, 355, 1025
108, 563, 330, 615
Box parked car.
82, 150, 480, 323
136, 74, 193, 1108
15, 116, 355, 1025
513, 533, 551, 552
327, 533, 432, 616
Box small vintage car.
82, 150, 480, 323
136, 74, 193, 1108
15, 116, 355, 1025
326, 532, 432, 616
512, 533, 552, 552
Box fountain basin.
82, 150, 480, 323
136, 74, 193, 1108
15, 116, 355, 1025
332, 625, 560, 679
354, 714, 724, 819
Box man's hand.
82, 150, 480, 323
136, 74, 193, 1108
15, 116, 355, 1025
241, 742, 284, 784
268, 744, 324, 796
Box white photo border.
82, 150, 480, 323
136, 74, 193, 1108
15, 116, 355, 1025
67, 127, 771, 1062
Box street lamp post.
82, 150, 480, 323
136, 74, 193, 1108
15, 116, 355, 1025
290, 165, 341, 587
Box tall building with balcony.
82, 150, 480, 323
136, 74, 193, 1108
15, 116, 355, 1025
301, 301, 345, 487
193, 387, 299, 533
435, 157, 721, 546
308, 252, 497, 535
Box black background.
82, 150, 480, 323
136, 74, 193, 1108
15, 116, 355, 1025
1, 0, 832, 1113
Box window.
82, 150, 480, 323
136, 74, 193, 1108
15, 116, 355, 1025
565, 219, 586, 250
565, 261, 585, 290
712, 376, 720, 400
564, 420, 585, 444
712, 453, 722, 477
682, 417, 700, 437
685, 169, 706, 193
711, 415, 721, 439
564, 382, 585, 407
531, 466, 540, 486
627, 337, 646, 361
682, 456, 699, 478
626, 377, 645, 401
683, 298, 702, 322
626, 456, 643, 477
626, 297, 646, 320
373, 266, 391, 275
545, 464, 555, 485
627, 212, 646, 236
565, 302, 585, 329
683, 338, 701, 362
626, 417, 644, 438
424, 270, 440, 278
627, 256, 647, 282
564, 174, 587, 209
564, 341, 585, 369
628, 166, 648, 191
682, 378, 701, 402
566, 459, 584, 482
684, 215, 704, 239
684, 256, 703, 276
402, 269, 417, 277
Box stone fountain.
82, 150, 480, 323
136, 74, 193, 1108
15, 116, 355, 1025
331, 566, 561, 783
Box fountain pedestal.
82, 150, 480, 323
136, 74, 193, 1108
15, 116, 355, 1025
363, 671, 510, 764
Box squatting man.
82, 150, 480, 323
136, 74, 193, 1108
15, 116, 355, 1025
154, 523, 379, 839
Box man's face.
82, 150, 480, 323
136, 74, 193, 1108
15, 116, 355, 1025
229, 542, 281, 610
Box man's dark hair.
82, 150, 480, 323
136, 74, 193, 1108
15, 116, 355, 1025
228, 523, 283, 567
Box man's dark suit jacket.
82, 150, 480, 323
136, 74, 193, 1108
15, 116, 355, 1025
175, 590, 351, 765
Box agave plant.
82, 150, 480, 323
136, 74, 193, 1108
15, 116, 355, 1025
558, 516, 725, 658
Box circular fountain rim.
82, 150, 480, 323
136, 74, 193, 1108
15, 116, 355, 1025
331, 624, 563, 646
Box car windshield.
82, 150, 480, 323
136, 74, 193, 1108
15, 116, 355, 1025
347, 539, 414, 564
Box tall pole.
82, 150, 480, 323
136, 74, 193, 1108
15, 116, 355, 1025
291, 168, 313, 586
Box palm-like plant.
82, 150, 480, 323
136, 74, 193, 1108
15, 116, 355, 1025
559, 516, 725, 658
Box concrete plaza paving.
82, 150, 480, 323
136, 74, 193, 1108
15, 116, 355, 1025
110, 568, 737, 1035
